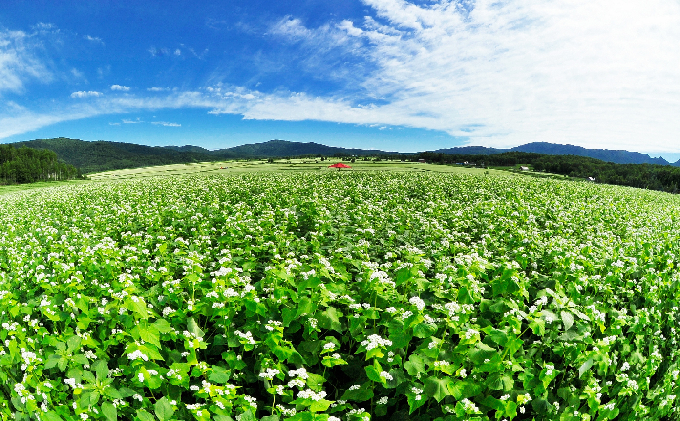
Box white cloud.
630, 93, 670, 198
0, 28, 51, 96
151, 121, 181, 127
0, 106, 101, 139
84, 35, 104, 44
326, 0, 680, 152
174, 49, 181, 56
71, 68, 84, 79
70, 91, 103, 98
122, 118, 143, 124
111, 84, 130, 91
255, 0, 680, 153
147, 87, 171, 92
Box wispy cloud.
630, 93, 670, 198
122, 118, 143, 124
335, 0, 680, 151
111, 84, 130, 91
70, 91, 103, 98
147, 87, 171, 92
84, 35, 104, 45
255, 0, 680, 152
0, 28, 52, 96
71, 68, 84, 79
151, 121, 181, 127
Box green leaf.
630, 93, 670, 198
118, 387, 138, 398
104, 387, 123, 400
424, 376, 450, 402
306, 373, 326, 391
457, 287, 474, 304
92, 360, 108, 380
388, 328, 410, 349
80, 391, 100, 407
529, 319, 545, 336
561, 311, 574, 330
341, 383, 374, 402
579, 357, 594, 378
136, 409, 155, 421
298, 276, 321, 291
44, 354, 63, 370
318, 307, 344, 332
408, 394, 428, 414
260, 417, 280, 421
404, 354, 426, 376
187, 318, 205, 339
483, 327, 509, 346
486, 373, 505, 390
73, 354, 89, 365
67, 335, 82, 353
365, 364, 384, 383
82, 370, 96, 383
209, 366, 231, 384
385, 368, 406, 389
480, 395, 504, 411
296, 296, 316, 317
153, 319, 173, 333
42, 412, 64, 421
309, 399, 333, 412
238, 410, 255, 421
449, 380, 483, 400
531, 398, 552, 414
282, 307, 297, 327
273, 345, 294, 361
413, 322, 438, 338
102, 402, 117, 421
138, 321, 161, 348
127, 297, 149, 320
154, 396, 175, 421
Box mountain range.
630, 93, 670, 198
8, 137, 678, 173
433, 142, 672, 165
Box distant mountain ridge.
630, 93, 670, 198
8, 137, 678, 173
433, 142, 673, 166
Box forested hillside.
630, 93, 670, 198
417, 152, 680, 193
0, 144, 81, 184
12, 138, 216, 173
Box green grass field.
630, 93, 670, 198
85, 159, 512, 181
0, 160, 514, 197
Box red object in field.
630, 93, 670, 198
328, 163, 352, 169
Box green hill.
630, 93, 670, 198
12, 138, 217, 173
9, 138, 396, 173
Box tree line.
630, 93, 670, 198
415, 152, 680, 193
0, 144, 82, 185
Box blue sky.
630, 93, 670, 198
2, 1, 680, 159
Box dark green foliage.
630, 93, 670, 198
12, 138, 219, 174
0, 144, 81, 184
417, 152, 680, 193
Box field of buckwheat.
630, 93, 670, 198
1, 172, 680, 421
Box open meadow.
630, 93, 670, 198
1, 167, 680, 421
84, 160, 512, 182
